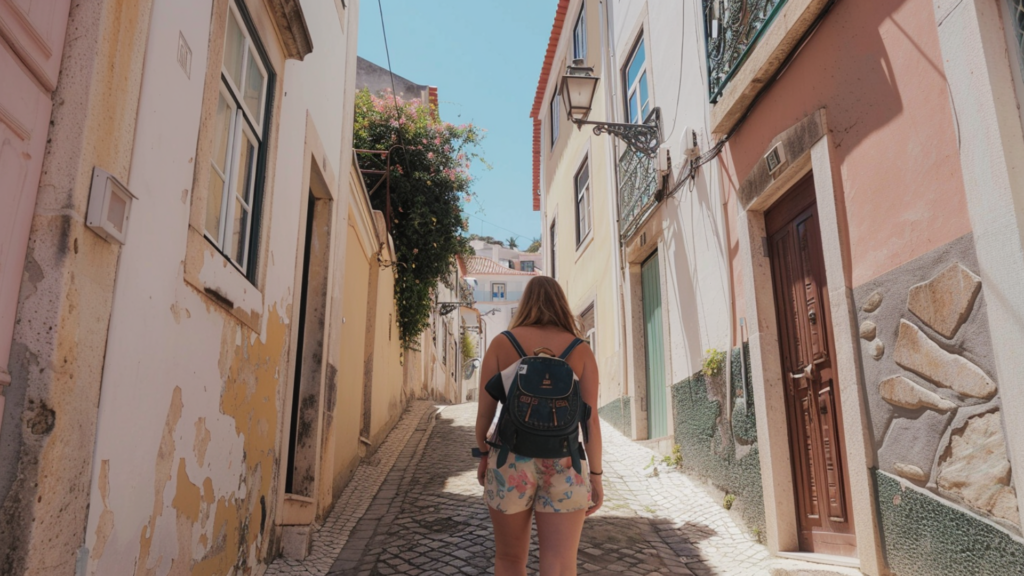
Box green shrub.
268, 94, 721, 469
703, 348, 727, 378
353, 89, 485, 347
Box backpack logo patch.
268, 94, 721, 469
541, 373, 552, 388
518, 365, 528, 374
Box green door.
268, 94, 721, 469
642, 252, 668, 438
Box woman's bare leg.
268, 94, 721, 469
490, 507, 533, 576
535, 510, 586, 575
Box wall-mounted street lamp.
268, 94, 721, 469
560, 60, 662, 158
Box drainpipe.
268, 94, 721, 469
717, 137, 736, 434
600, 0, 630, 430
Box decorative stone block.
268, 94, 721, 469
281, 525, 312, 560
893, 463, 928, 482
937, 411, 1020, 527
893, 320, 996, 399
907, 263, 981, 339
862, 291, 883, 313
860, 321, 877, 341
868, 338, 884, 360
879, 376, 956, 412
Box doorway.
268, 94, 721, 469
641, 252, 668, 439
285, 189, 332, 497
766, 175, 856, 556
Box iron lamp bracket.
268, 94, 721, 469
571, 107, 662, 158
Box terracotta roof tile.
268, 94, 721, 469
464, 256, 539, 276
530, 0, 571, 213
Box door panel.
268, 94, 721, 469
767, 176, 856, 556
641, 252, 668, 439
0, 30, 58, 388
0, 0, 72, 91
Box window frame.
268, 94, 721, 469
574, 157, 592, 246
573, 4, 587, 61
550, 91, 560, 148
623, 36, 650, 125
491, 283, 507, 301
521, 260, 535, 273
205, 0, 276, 284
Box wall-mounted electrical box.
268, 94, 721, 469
680, 126, 700, 160
87, 167, 137, 245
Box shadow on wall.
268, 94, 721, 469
598, 396, 632, 437
355, 410, 724, 575
672, 343, 765, 536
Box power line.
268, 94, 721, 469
376, 0, 410, 172
469, 214, 536, 242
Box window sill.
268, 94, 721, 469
184, 226, 264, 331
574, 231, 594, 263
709, 0, 831, 137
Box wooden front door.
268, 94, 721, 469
641, 252, 668, 439
0, 0, 71, 408
766, 176, 856, 557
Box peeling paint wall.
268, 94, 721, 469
54, 0, 364, 573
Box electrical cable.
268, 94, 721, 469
468, 215, 535, 244
376, 0, 411, 172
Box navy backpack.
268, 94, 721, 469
485, 331, 592, 474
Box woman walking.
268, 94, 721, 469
475, 276, 604, 576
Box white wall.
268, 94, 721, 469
609, 0, 733, 382
82, 0, 358, 572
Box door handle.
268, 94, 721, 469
790, 364, 814, 380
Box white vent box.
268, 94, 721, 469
87, 167, 137, 245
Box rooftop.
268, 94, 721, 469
464, 255, 539, 276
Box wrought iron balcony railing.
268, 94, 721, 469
618, 148, 659, 240
1010, 1, 1024, 75
704, 0, 789, 103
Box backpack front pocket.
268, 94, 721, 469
512, 391, 579, 432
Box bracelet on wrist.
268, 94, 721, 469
590, 470, 603, 476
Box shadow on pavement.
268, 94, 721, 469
352, 410, 720, 575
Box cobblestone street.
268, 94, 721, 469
267, 402, 860, 576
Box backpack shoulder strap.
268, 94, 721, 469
559, 338, 585, 360
501, 331, 527, 358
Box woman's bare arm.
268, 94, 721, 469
475, 336, 506, 452
578, 343, 602, 474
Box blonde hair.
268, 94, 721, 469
508, 276, 582, 337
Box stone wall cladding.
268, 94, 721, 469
597, 396, 631, 437
874, 470, 1024, 576
670, 344, 765, 535
854, 233, 1019, 535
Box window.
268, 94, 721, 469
624, 37, 650, 124
573, 5, 587, 60
492, 283, 506, 300
575, 159, 592, 245
206, 2, 273, 279
550, 91, 560, 147
549, 220, 557, 280
521, 260, 535, 272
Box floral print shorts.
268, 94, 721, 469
484, 452, 592, 514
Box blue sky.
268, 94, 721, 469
358, 0, 554, 247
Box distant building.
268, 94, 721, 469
465, 241, 542, 352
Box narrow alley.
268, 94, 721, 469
4, 0, 1024, 574
266, 402, 859, 576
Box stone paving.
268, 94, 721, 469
267, 401, 862, 575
